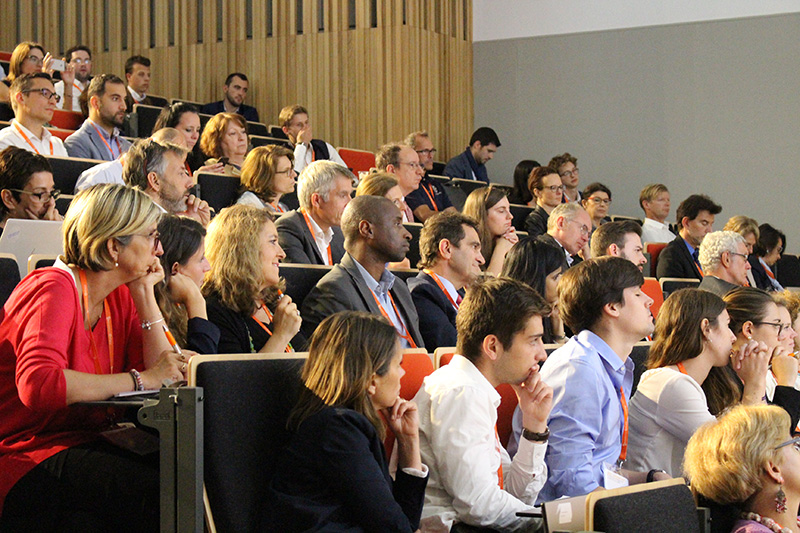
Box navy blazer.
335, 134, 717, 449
275, 210, 346, 266
656, 235, 703, 281
408, 272, 457, 352
266, 407, 427, 531
300, 253, 425, 348
64, 120, 132, 161
200, 100, 260, 123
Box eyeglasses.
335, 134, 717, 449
568, 219, 590, 236
275, 168, 295, 176
752, 320, 792, 337
25, 55, 44, 65
126, 230, 161, 252
560, 167, 579, 178
541, 184, 564, 193
397, 161, 423, 170
22, 88, 61, 103
415, 148, 437, 156
587, 196, 612, 205
6, 188, 61, 202
70, 58, 92, 65
775, 436, 800, 453
728, 251, 749, 261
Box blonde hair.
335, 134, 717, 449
202, 204, 280, 315
724, 216, 760, 242
355, 172, 398, 198
240, 145, 294, 203
199, 112, 247, 159
63, 184, 162, 271
684, 404, 789, 506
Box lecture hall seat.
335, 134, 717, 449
337, 147, 375, 176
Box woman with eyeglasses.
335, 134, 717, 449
237, 145, 297, 215
524, 165, 563, 238
750, 224, 787, 292
684, 404, 800, 533
355, 172, 412, 269
0, 147, 63, 236
0, 184, 190, 531
199, 112, 249, 176
1, 42, 60, 108
463, 186, 518, 277
580, 182, 613, 231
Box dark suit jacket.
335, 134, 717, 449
275, 210, 345, 266
408, 272, 458, 352
300, 253, 424, 348
537, 233, 582, 267
656, 235, 703, 280
64, 120, 132, 161
200, 100, 260, 123
698, 276, 739, 297
748, 256, 774, 291
524, 205, 549, 238
124, 92, 164, 113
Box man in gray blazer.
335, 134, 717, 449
300, 195, 424, 348
64, 74, 131, 161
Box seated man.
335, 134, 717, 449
656, 194, 722, 280
275, 160, 352, 265
408, 211, 484, 351
538, 202, 591, 267
590, 220, 647, 272
200, 73, 259, 122
375, 142, 423, 222
697, 230, 751, 297
0, 73, 68, 156
538, 256, 667, 502
443, 126, 500, 183
300, 195, 423, 348
65, 74, 131, 161
54, 45, 92, 112
414, 277, 552, 531
279, 104, 347, 175
123, 55, 154, 111
0, 146, 62, 235
403, 131, 455, 221
549, 153, 580, 203
639, 183, 675, 243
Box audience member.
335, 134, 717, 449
590, 220, 647, 271
508, 159, 539, 206
414, 277, 552, 531
275, 160, 351, 265
638, 184, 675, 243
537, 257, 669, 502
0, 146, 62, 234
54, 45, 92, 112
549, 152, 580, 203
0, 73, 68, 156
724, 215, 760, 288
538, 202, 591, 267
267, 312, 428, 531
752, 224, 785, 292
153, 215, 220, 354
1, 42, 48, 112
781, 289, 800, 352
0, 184, 187, 531
656, 194, 722, 280
300, 195, 423, 348
198, 112, 248, 176
408, 211, 484, 351
123, 55, 154, 111
201, 72, 259, 122
355, 171, 411, 269
581, 182, 612, 230
698, 231, 751, 296
403, 131, 455, 221
237, 144, 297, 215
766, 295, 800, 414
203, 204, 303, 353
443, 126, 500, 183
683, 405, 800, 533
65, 74, 131, 161
463, 186, 517, 276
524, 165, 562, 237
279, 104, 347, 175
153, 102, 221, 174
375, 142, 423, 222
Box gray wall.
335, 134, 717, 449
473, 13, 800, 252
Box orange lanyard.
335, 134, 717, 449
270, 202, 285, 213
420, 183, 439, 211
78, 270, 114, 374
250, 302, 294, 353
677, 362, 687, 375
423, 269, 459, 310
369, 289, 417, 348
13, 123, 53, 155
301, 209, 332, 265
90, 122, 120, 159
72, 82, 83, 93
184, 161, 192, 175
494, 425, 504, 489
618, 386, 628, 463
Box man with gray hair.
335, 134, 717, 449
275, 159, 353, 265
402, 131, 455, 221
537, 202, 592, 266
697, 230, 751, 296
375, 141, 423, 222
590, 220, 647, 272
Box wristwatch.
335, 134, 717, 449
646, 469, 667, 483
522, 427, 550, 442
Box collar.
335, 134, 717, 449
449, 354, 501, 407
351, 255, 395, 295
549, 234, 574, 266
643, 217, 669, 230
575, 330, 629, 374
127, 85, 146, 102
11, 119, 50, 142
682, 237, 697, 256
429, 269, 460, 300
464, 147, 482, 172
88, 119, 120, 141
305, 210, 334, 246
153, 201, 168, 214
759, 257, 775, 275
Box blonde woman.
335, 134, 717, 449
237, 144, 297, 214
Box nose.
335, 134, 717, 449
402, 227, 412, 241
155, 240, 164, 257
276, 243, 286, 260
645, 294, 654, 308
477, 252, 485, 265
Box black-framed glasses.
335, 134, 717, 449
752, 320, 792, 337
22, 88, 61, 103
6, 188, 61, 202
587, 196, 612, 205
775, 436, 800, 452
415, 148, 437, 156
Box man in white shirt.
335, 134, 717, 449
0, 73, 68, 157
123, 55, 154, 112
414, 277, 553, 532
54, 45, 92, 112
375, 142, 424, 222
639, 183, 676, 243
279, 104, 347, 175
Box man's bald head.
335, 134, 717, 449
341, 195, 396, 246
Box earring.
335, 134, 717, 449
115, 262, 119, 268
776, 485, 787, 513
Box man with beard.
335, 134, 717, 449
0, 73, 68, 156
443, 127, 501, 184
54, 45, 92, 112
65, 74, 131, 161
201, 73, 259, 123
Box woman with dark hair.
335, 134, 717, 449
581, 182, 613, 231
524, 166, 564, 238
267, 311, 428, 531
236, 144, 297, 215
153, 102, 221, 174
750, 223, 785, 292
153, 216, 219, 354
508, 159, 539, 206
463, 186, 517, 276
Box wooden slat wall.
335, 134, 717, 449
0, 0, 473, 161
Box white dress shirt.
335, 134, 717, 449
640, 218, 676, 244
0, 120, 68, 157
127, 86, 147, 104
54, 79, 88, 111
292, 141, 348, 175
415, 355, 546, 532
305, 211, 334, 266
75, 158, 124, 192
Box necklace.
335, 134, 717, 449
741, 511, 800, 533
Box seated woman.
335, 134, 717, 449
684, 404, 800, 533
153, 215, 220, 354
202, 204, 303, 353
236, 144, 297, 215
199, 112, 249, 176
781, 289, 800, 351
153, 102, 220, 174
355, 171, 411, 268
627, 288, 765, 476
751, 224, 786, 292
0, 42, 54, 118
524, 165, 563, 237
508, 159, 539, 206
581, 182, 613, 232
765, 295, 800, 421
463, 186, 518, 277
267, 311, 428, 531
0, 184, 188, 531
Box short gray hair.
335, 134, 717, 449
297, 160, 354, 210
699, 231, 745, 273
122, 138, 188, 191
547, 202, 584, 233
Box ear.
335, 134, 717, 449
386, 164, 397, 174
366, 374, 378, 397
608, 243, 620, 257
89, 94, 100, 112
310, 191, 322, 210
106, 238, 121, 264
680, 216, 690, 230
720, 251, 732, 268
556, 215, 567, 230
358, 219, 373, 239
700, 317, 711, 340
171, 261, 181, 276
1, 189, 18, 210
147, 171, 160, 192
764, 458, 784, 486
125, 72, 132, 83
482, 334, 500, 362
742, 320, 755, 340
438, 238, 453, 260
13, 90, 25, 108
603, 300, 622, 319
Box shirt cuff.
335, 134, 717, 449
514, 436, 547, 475
401, 463, 429, 478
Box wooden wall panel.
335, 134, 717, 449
0, 0, 473, 161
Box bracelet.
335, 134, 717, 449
646, 469, 666, 483
129, 369, 144, 391
522, 426, 550, 442
140, 316, 164, 330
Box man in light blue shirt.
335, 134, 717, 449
537, 256, 667, 502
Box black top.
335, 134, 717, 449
524, 205, 550, 238
185, 316, 221, 354
656, 235, 703, 280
